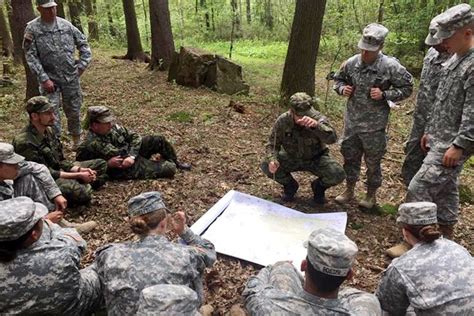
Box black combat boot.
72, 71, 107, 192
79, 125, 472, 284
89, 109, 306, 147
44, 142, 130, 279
175, 161, 192, 171
311, 179, 327, 205
281, 179, 299, 202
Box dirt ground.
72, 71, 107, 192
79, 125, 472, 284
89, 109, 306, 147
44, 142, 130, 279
1, 49, 472, 314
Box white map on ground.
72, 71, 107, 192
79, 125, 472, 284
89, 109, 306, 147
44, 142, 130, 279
191, 190, 347, 267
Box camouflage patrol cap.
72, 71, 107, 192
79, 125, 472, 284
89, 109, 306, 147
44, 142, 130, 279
289, 92, 318, 117
128, 191, 169, 217
304, 227, 358, 277
36, 0, 57, 8
0, 142, 24, 164
0, 197, 47, 242
87, 106, 115, 124
26, 96, 53, 114
137, 284, 200, 315
397, 202, 438, 226
425, 16, 443, 46
435, 4, 473, 40
358, 23, 389, 51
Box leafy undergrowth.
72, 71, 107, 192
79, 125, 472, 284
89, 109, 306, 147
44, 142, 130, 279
1, 47, 472, 314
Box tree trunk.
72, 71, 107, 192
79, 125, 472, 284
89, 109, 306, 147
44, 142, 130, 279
0, 5, 13, 57
264, 0, 273, 30
119, 0, 149, 62
56, 0, 66, 18
377, 0, 384, 24
6, 0, 23, 64
68, 0, 84, 33
10, 0, 39, 99
230, 0, 241, 33
246, 0, 251, 24
280, 0, 327, 102
83, 0, 99, 40
105, 1, 117, 37
148, 0, 175, 70
200, 0, 210, 30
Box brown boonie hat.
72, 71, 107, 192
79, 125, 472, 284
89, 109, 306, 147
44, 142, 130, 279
289, 92, 318, 117
87, 106, 115, 124
26, 96, 53, 114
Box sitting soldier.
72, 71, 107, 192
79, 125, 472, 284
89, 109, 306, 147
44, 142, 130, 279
93, 191, 216, 315
0, 142, 96, 232
13, 96, 107, 207
0, 197, 103, 314
243, 227, 381, 315
261, 92, 345, 205
77, 106, 191, 180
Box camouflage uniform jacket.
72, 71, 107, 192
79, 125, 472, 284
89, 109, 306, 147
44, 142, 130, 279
77, 124, 142, 161
94, 227, 216, 316
425, 48, 474, 162
0, 220, 93, 314
23, 17, 91, 84
376, 238, 474, 315
244, 262, 381, 316
13, 123, 75, 179
266, 111, 337, 162
334, 53, 413, 139
0, 160, 61, 201
409, 48, 451, 139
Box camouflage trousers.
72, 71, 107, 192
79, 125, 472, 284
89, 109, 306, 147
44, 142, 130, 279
14, 173, 56, 211
56, 159, 108, 207
341, 130, 387, 188
107, 135, 177, 180
64, 265, 104, 315
40, 77, 83, 137
261, 151, 346, 188
406, 154, 470, 225
401, 122, 426, 187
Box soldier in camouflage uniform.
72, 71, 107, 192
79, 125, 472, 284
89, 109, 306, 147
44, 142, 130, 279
13, 96, 107, 207
401, 18, 452, 186
23, 0, 92, 148
406, 4, 473, 239
243, 227, 381, 315
93, 191, 216, 315
0, 197, 103, 314
376, 202, 474, 314
261, 92, 345, 204
136, 284, 201, 315
333, 23, 414, 209
77, 106, 191, 180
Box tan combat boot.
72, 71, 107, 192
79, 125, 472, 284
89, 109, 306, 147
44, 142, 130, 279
335, 182, 356, 204
358, 186, 377, 209
439, 224, 455, 239
199, 305, 214, 316
59, 218, 98, 234
72, 134, 81, 151
386, 242, 411, 258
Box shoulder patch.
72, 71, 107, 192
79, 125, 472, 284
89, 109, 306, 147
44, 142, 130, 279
24, 32, 33, 42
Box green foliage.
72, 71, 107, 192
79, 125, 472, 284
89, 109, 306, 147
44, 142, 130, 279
380, 203, 399, 216
167, 111, 193, 123
459, 184, 473, 205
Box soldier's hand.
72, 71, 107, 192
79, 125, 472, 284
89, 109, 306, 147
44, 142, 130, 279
171, 211, 186, 235
41, 79, 55, 93
54, 195, 67, 212
269, 160, 280, 174
343, 85, 354, 97
108, 156, 124, 168
370, 87, 384, 100
296, 116, 318, 128
121, 157, 136, 169
443, 145, 463, 168
45, 211, 64, 223
420, 134, 430, 153
78, 171, 95, 183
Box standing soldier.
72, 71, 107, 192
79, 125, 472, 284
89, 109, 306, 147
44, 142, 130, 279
261, 92, 345, 205
23, 0, 92, 149
334, 23, 413, 209
406, 4, 473, 240
401, 17, 451, 186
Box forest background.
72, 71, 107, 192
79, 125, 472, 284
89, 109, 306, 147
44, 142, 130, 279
0, 0, 473, 313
